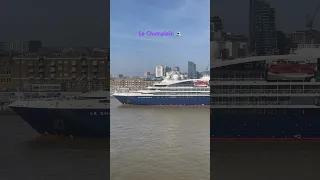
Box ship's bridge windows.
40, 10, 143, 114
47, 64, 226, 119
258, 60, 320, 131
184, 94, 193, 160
169, 81, 194, 87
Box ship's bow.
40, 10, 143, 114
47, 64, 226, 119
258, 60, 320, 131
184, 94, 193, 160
113, 93, 132, 104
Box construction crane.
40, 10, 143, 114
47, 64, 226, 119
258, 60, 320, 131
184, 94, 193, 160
306, 3, 320, 30
205, 65, 209, 71
212, 16, 223, 32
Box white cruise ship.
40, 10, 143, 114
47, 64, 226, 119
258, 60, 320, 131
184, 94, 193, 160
9, 90, 110, 138
210, 44, 320, 139
113, 71, 210, 105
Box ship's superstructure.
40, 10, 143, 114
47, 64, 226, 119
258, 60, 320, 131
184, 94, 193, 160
113, 71, 210, 105
211, 44, 320, 139
9, 90, 110, 138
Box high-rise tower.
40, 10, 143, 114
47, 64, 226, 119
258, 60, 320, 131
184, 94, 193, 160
249, 0, 277, 56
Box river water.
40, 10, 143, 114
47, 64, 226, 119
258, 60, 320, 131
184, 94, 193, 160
0, 117, 109, 180
211, 140, 320, 180
0, 98, 209, 180
2, 97, 319, 180
110, 97, 210, 180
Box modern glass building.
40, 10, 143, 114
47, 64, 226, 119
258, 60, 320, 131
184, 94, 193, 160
249, 0, 277, 56
188, 61, 197, 79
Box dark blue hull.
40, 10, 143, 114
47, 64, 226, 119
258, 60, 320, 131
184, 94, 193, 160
211, 108, 320, 139
10, 106, 110, 138
114, 95, 209, 105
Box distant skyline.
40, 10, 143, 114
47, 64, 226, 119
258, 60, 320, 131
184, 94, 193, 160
112, 61, 203, 77
111, 61, 206, 76
110, 0, 210, 76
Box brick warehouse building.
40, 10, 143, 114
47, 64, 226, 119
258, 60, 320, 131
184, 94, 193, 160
0, 47, 109, 92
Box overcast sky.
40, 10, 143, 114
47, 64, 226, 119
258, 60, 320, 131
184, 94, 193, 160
211, 0, 320, 35
0, 0, 109, 48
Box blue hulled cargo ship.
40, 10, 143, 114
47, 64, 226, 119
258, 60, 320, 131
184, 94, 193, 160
113, 71, 210, 105
211, 44, 320, 139
9, 91, 110, 138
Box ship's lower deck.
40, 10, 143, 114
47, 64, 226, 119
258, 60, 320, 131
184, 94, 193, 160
114, 95, 209, 105
211, 108, 320, 139
10, 106, 110, 138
